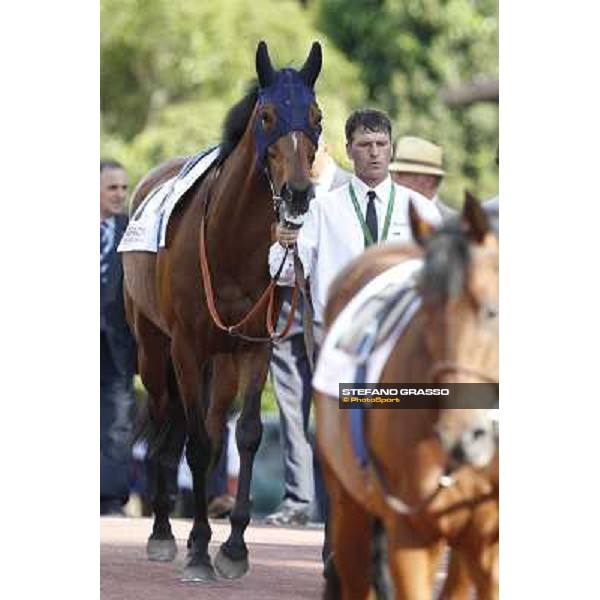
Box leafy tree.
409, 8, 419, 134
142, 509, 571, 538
315, 0, 499, 203
101, 0, 498, 204
101, 0, 365, 184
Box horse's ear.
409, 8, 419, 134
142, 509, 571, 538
409, 199, 435, 246
461, 191, 490, 244
299, 42, 322, 88
256, 40, 275, 88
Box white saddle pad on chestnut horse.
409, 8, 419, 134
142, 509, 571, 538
313, 259, 423, 398
118, 145, 220, 253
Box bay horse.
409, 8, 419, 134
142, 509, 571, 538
122, 41, 323, 582
315, 194, 499, 599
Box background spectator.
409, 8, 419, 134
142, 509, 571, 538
100, 158, 137, 515
389, 135, 456, 218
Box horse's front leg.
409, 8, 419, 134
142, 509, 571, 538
386, 518, 439, 600
214, 344, 270, 579
170, 331, 216, 582
461, 538, 498, 600
455, 497, 499, 600
439, 548, 473, 600
321, 458, 374, 600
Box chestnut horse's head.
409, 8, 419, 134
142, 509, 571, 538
254, 40, 323, 227
409, 193, 499, 468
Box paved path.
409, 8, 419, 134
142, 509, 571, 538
101, 517, 324, 600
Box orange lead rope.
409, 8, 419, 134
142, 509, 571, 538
199, 215, 299, 342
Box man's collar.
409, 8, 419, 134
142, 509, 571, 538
101, 215, 116, 228
350, 174, 392, 203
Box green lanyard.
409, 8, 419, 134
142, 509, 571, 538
348, 182, 396, 248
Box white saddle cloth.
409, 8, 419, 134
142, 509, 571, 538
313, 259, 423, 398
118, 146, 220, 253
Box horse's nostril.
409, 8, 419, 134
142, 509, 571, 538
451, 444, 466, 465
483, 305, 498, 320
472, 427, 488, 441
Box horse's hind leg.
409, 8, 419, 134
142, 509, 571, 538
132, 311, 186, 562
214, 345, 270, 579
170, 329, 216, 582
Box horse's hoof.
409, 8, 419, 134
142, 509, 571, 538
147, 536, 177, 562
214, 547, 249, 579
181, 556, 218, 583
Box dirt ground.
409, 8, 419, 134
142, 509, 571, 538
100, 517, 325, 600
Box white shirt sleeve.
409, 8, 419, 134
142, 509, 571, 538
268, 241, 295, 285
296, 199, 319, 279
267, 198, 320, 286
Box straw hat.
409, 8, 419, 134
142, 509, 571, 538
389, 136, 445, 176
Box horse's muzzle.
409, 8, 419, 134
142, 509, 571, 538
436, 416, 497, 469
280, 182, 311, 228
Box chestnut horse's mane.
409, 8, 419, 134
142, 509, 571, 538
217, 81, 259, 167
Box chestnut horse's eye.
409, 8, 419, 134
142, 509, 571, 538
309, 104, 322, 128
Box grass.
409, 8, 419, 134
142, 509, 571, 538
133, 373, 280, 415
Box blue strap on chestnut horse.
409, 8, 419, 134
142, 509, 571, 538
338, 279, 457, 515
199, 43, 322, 343
343, 283, 421, 467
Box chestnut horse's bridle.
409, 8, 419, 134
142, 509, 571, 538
429, 361, 499, 385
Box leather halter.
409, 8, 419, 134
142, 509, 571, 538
429, 360, 499, 384
369, 456, 456, 516
360, 359, 497, 516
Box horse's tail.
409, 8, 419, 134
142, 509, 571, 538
134, 358, 187, 469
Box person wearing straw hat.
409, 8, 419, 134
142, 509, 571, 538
389, 135, 456, 219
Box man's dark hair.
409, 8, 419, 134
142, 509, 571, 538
345, 109, 392, 144
100, 158, 124, 173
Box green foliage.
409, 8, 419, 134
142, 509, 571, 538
315, 0, 498, 203
260, 377, 279, 415
101, 0, 498, 204
101, 0, 365, 185
133, 374, 279, 415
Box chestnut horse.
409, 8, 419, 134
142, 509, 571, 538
315, 195, 499, 599
122, 41, 323, 582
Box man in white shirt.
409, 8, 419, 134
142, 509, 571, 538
266, 140, 350, 526
268, 109, 441, 328
389, 135, 456, 219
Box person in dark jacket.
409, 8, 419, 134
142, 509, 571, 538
100, 158, 137, 515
